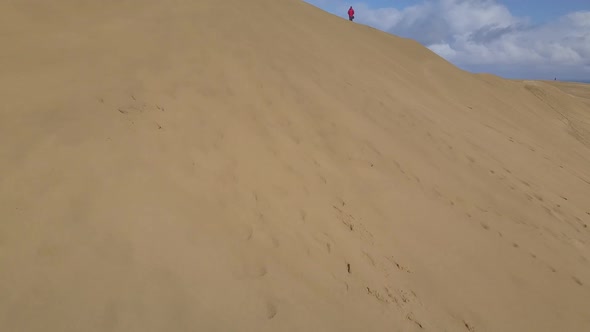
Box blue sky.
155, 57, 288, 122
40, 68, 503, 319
305, 0, 590, 81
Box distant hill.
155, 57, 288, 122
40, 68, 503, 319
555, 79, 590, 84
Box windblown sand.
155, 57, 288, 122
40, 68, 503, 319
1, 1, 589, 331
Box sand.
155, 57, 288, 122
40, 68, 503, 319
1, 0, 589, 331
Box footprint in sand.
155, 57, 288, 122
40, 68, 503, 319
463, 320, 476, 331
395, 289, 418, 306
363, 251, 376, 267
234, 262, 268, 279
236, 224, 254, 241
366, 286, 388, 303
259, 233, 279, 249
312, 232, 334, 254
387, 256, 412, 273
572, 276, 583, 286
239, 222, 280, 249
266, 301, 278, 320
406, 313, 424, 329
331, 273, 350, 294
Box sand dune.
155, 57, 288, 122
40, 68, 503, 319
547, 81, 590, 100
1, 1, 589, 331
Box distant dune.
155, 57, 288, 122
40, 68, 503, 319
1, 1, 589, 331
546, 80, 590, 100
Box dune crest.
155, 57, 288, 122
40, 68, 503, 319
1, 1, 589, 331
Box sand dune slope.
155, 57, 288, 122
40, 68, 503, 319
1, 1, 589, 331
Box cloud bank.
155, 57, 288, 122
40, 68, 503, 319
306, 0, 590, 80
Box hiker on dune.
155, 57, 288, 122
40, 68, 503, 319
348, 6, 355, 21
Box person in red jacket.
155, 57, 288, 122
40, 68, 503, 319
348, 6, 355, 21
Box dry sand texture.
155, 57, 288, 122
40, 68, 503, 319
1, 0, 590, 331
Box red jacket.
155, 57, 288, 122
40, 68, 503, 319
348, 7, 354, 17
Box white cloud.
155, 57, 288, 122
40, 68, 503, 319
428, 43, 457, 58
441, 0, 519, 34
568, 11, 590, 28
305, 0, 590, 79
